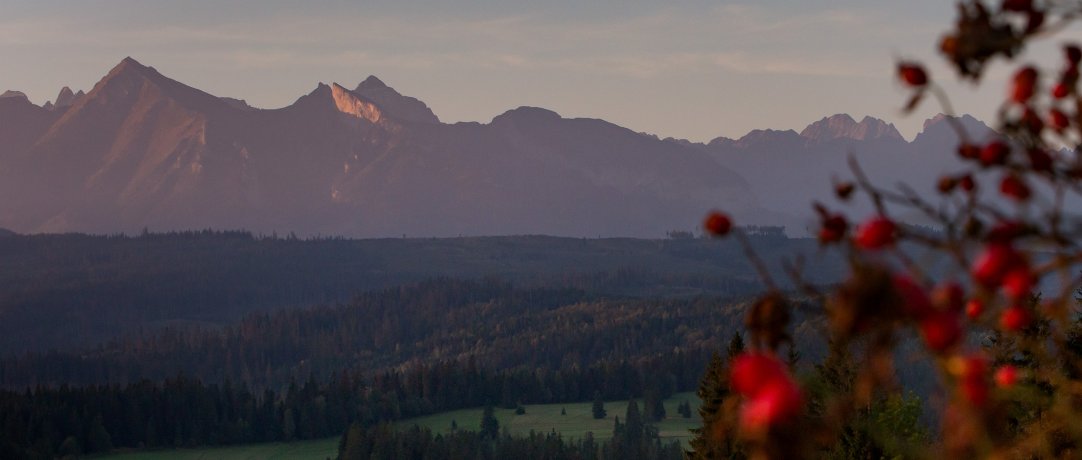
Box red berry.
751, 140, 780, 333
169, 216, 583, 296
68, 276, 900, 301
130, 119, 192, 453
962, 355, 988, 380
1053, 82, 1070, 99
897, 62, 928, 87
703, 211, 732, 236
738, 380, 803, 432
818, 228, 841, 244
1000, 305, 1032, 331
818, 214, 848, 244
933, 281, 966, 312
966, 299, 984, 320
894, 274, 934, 319
855, 217, 897, 250
1000, 174, 1031, 201
958, 144, 981, 160
962, 379, 989, 407
980, 141, 1010, 166
971, 244, 1024, 288
732, 352, 803, 432
920, 311, 962, 352
1050, 109, 1070, 130
1001, 268, 1034, 300
994, 365, 1019, 388
1011, 66, 1039, 103
730, 353, 788, 397
960, 355, 989, 406
959, 175, 976, 192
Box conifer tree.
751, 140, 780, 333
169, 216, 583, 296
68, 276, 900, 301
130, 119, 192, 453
688, 332, 745, 459
338, 422, 365, 460
644, 387, 666, 422
726, 332, 745, 359
591, 391, 607, 419
480, 404, 500, 439
624, 399, 644, 447
87, 415, 113, 453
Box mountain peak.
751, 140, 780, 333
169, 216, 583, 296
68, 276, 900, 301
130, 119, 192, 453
357, 75, 387, 91
97, 57, 163, 89
913, 113, 994, 145
74, 57, 230, 117
110, 57, 149, 75
330, 83, 384, 123
100, 57, 177, 89
800, 114, 903, 142
731, 128, 803, 149
353, 77, 439, 124
0, 90, 29, 103
53, 87, 77, 108
920, 113, 987, 132
491, 106, 561, 126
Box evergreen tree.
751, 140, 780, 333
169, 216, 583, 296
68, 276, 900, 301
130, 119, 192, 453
480, 404, 500, 439
688, 336, 744, 459
678, 401, 692, 418
610, 398, 663, 460
500, 380, 516, 409
58, 436, 81, 458
726, 331, 745, 359
611, 416, 625, 457
282, 408, 296, 441
338, 422, 365, 460
87, 415, 113, 453
643, 384, 666, 422
592, 391, 607, 419
623, 399, 645, 448
811, 339, 926, 459
580, 431, 599, 460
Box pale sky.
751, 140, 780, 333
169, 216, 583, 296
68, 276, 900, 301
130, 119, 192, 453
2, 1, 1078, 142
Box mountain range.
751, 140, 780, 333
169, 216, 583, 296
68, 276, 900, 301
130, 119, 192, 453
0, 58, 994, 237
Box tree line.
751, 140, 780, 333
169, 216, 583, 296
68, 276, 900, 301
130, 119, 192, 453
0, 351, 705, 458
1, 279, 762, 390
0, 231, 826, 353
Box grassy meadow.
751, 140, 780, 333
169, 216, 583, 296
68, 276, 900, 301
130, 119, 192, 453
100, 392, 702, 460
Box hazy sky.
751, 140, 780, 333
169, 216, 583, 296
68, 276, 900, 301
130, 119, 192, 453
2, 1, 1077, 141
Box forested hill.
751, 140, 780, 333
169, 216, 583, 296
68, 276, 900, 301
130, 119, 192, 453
1, 278, 824, 390
0, 231, 842, 353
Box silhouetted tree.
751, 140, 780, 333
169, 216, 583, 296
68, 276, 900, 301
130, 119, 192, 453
592, 391, 607, 419
481, 404, 500, 439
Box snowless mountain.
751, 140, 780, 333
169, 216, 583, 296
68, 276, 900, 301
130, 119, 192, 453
0, 58, 770, 237
676, 113, 996, 231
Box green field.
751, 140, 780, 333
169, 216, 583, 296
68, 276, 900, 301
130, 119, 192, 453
100, 392, 701, 460
400, 391, 701, 443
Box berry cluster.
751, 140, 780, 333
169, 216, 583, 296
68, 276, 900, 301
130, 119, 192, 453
699, 1, 1082, 457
